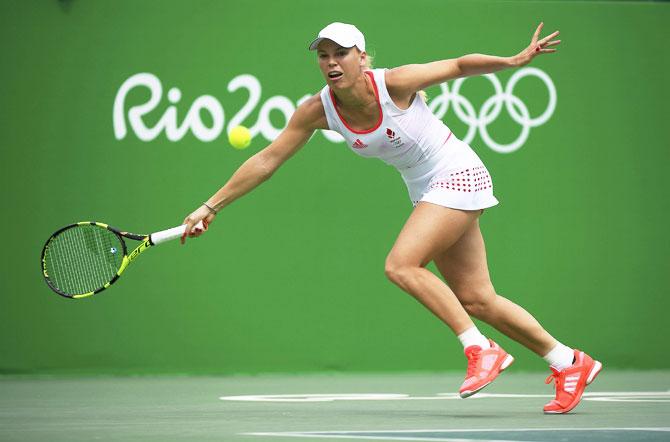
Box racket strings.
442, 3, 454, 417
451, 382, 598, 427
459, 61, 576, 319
44, 225, 124, 295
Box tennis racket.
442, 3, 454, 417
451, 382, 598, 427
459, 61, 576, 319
41, 220, 204, 299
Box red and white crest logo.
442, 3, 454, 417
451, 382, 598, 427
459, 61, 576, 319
386, 128, 403, 148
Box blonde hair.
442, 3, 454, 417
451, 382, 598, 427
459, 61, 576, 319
362, 51, 427, 102
362, 52, 375, 69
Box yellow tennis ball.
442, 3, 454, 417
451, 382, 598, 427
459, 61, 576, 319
228, 126, 251, 149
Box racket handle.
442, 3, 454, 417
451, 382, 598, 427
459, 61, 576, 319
150, 220, 205, 245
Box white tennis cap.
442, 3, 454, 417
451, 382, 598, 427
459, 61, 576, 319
308, 22, 366, 52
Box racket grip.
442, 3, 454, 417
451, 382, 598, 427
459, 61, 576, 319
151, 220, 205, 245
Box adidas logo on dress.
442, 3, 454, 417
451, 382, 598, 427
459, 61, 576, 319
352, 139, 368, 149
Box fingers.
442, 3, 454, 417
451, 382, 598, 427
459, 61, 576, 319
539, 30, 560, 45
532, 23, 561, 54
180, 219, 194, 245
181, 222, 203, 243
181, 217, 214, 245
534, 38, 561, 56
531, 24, 561, 56
532, 22, 544, 42
181, 207, 217, 245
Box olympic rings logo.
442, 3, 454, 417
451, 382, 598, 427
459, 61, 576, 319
428, 67, 556, 154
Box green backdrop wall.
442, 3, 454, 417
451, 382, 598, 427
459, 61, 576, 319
1, 0, 668, 374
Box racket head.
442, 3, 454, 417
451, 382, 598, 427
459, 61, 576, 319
41, 222, 128, 299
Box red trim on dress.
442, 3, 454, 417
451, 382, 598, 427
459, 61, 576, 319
328, 71, 383, 134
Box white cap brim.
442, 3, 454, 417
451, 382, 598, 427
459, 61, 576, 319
308, 37, 360, 51
308, 37, 327, 51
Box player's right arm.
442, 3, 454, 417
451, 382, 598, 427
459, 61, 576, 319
181, 94, 328, 243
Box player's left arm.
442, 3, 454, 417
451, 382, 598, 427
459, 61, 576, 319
386, 22, 560, 97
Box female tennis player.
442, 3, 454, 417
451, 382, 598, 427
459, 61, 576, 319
181, 22, 601, 414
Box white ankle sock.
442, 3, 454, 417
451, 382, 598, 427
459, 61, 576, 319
457, 326, 490, 350
543, 342, 574, 370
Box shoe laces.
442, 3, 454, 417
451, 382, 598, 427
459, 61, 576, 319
545, 367, 564, 393
465, 346, 482, 378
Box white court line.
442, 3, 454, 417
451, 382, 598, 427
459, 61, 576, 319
221, 391, 670, 402
246, 434, 521, 442
244, 427, 670, 442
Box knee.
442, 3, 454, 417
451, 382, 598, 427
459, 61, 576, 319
384, 257, 415, 288
459, 288, 498, 319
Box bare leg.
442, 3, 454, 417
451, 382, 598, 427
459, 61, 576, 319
434, 217, 557, 356
384, 202, 480, 335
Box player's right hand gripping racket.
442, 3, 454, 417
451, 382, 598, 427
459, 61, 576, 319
41, 221, 203, 299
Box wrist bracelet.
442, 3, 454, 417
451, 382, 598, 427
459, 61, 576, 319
203, 202, 218, 215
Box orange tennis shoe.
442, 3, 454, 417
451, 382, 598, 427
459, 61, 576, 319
544, 349, 603, 414
459, 339, 514, 398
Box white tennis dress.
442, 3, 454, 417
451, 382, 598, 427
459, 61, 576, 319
319, 68, 499, 210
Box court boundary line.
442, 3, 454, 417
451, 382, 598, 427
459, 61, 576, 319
244, 427, 670, 441
222, 391, 670, 402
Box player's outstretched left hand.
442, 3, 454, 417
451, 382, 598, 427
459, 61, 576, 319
515, 22, 561, 67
